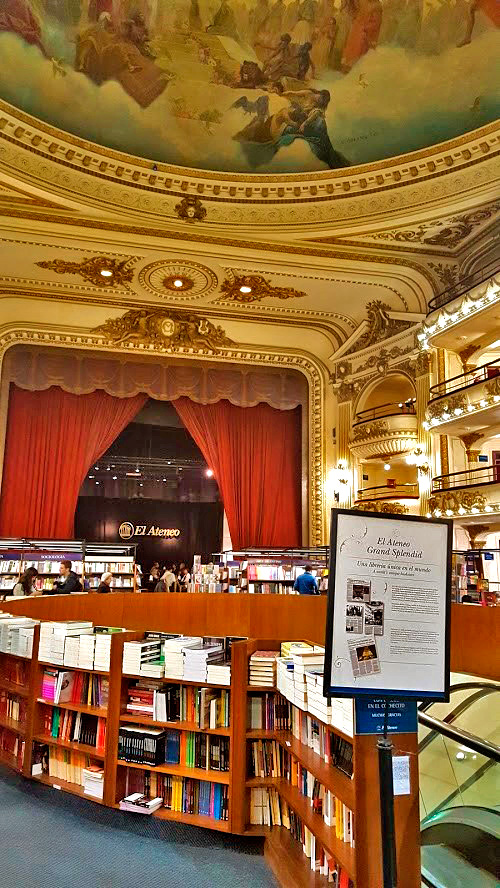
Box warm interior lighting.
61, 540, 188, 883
173, 279, 184, 287
239, 285, 252, 293
100, 269, 113, 277
205, 468, 214, 478
383, 463, 390, 471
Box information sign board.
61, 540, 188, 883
355, 698, 418, 735
324, 509, 452, 701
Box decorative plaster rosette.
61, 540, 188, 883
138, 260, 218, 300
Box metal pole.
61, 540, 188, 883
378, 701, 398, 887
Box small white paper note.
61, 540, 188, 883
392, 755, 410, 796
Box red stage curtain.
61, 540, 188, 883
0, 385, 147, 538
173, 398, 301, 548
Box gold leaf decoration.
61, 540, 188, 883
352, 501, 409, 514
36, 257, 134, 287
92, 309, 234, 353
218, 274, 306, 304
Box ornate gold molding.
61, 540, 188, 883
352, 501, 409, 515
92, 309, 234, 353
37, 257, 134, 288
352, 420, 389, 442
218, 274, 306, 305
429, 490, 487, 514
175, 196, 207, 223
0, 326, 326, 545
344, 302, 413, 355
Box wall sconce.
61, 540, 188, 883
326, 461, 351, 501
406, 447, 430, 475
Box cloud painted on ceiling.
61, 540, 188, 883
0, 0, 498, 175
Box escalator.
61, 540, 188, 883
418, 678, 500, 886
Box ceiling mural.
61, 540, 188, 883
0, 1, 498, 175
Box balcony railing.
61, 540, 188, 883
429, 357, 500, 399
427, 260, 499, 313
354, 400, 416, 425
432, 464, 500, 492
356, 483, 419, 501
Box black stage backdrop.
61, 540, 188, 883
75, 497, 223, 572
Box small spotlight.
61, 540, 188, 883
173, 278, 184, 288
88, 475, 94, 479
106, 467, 111, 471
205, 468, 214, 478
239, 285, 252, 293
100, 269, 113, 278
162, 478, 167, 482
112, 475, 117, 480
95, 481, 100, 485
95, 466, 99, 470
384, 463, 390, 471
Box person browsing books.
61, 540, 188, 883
96, 572, 113, 594
154, 566, 176, 593
294, 565, 318, 595
13, 566, 38, 596
178, 565, 191, 591
45, 560, 82, 595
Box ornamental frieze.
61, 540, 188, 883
92, 309, 235, 353
352, 420, 389, 442
426, 392, 468, 421
428, 491, 487, 514
353, 502, 409, 515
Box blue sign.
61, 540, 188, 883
484, 552, 494, 561
478, 454, 488, 463
355, 698, 418, 735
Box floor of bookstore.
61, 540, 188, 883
0, 767, 277, 888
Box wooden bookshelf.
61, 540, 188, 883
33, 734, 106, 759
0, 678, 29, 697
137, 805, 231, 832
32, 772, 106, 804
119, 714, 230, 736
37, 699, 107, 718
0, 713, 25, 734
123, 675, 230, 690
117, 759, 231, 783
0, 748, 23, 771
38, 662, 109, 675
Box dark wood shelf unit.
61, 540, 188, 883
33, 734, 106, 759
119, 714, 230, 736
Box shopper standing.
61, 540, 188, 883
293, 565, 318, 595
178, 565, 191, 591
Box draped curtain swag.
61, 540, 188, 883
0, 385, 147, 538
173, 398, 301, 549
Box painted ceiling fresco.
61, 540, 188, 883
0, 1, 498, 174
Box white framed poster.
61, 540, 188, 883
324, 509, 452, 701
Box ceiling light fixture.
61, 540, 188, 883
100, 269, 113, 278
173, 278, 184, 288
239, 285, 252, 294
383, 463, 390, 471
112, 475, 117, 480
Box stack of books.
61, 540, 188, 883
119, 792, 163, 814
38, 622, 93, 665
162, 637, 201, 680
63, 634, 80, 668
122, 640, 162, 676
330, 698, 354, 738
118, 725, 167, 765
0, 618, 37, 655
125, 681, 156, 718
94, 631, 116, 672
305, 668, 331, 724
248, 651, 278, 688
8, 620, 38, 657
183, 641, 223, 683
41, 668, 58, 702
78, 634, 96, 670
292, 648, 325, 712
82, 765, 104, 799
277, 657, 294, 700
206, 660, 231, 686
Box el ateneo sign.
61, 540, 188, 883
119, 522, 181, 540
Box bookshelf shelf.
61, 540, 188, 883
116, 759, 231, 784
247, 685, 277, 692
33, 773, 106, 804
0, 749, 22, 771
0, 678, 29, 697
119, 714, 230, 736
0, 713, 25, 734
114, 804, 231, 832
33, 734, 106, 760
249, 729, 354, 810
122, 675, 230, 690
37, 699, 108, 718
38, 662, 109, 675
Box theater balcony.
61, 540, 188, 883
349, 400, 418, 461
420, 263, 499, 351
424, 357, 500, 436
353, 482, 420, 515
429, 463, 500, 522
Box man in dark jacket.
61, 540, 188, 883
44, 560, 82, 595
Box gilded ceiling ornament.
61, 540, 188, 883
428, 262, 460, 289
36, 256, 134, 287
92, 309, 234, 353
175, 196, 206, 223
138, 260, 218, 300
458, 344, 480, 372
353, 502, 409, 515
426, 393, 467, 421
485, 376, 500, 398
415, 352, 431, 377
460, 433, 484, 453
367, 201, 499, 248
217, 274, 306, 304
345, 302, 412, 355
464, 524, 491, 549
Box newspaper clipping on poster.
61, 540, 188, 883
325, 511, 451, 700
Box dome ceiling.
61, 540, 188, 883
0, 1, 498, 176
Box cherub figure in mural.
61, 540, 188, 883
233, 87, 349, 170
0, 0, 46, 55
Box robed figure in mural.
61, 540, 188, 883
0, 0, 46, 54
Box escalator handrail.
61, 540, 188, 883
418, 711, 500, 762
418, 685, 498, 752
418, 681, 499, 713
